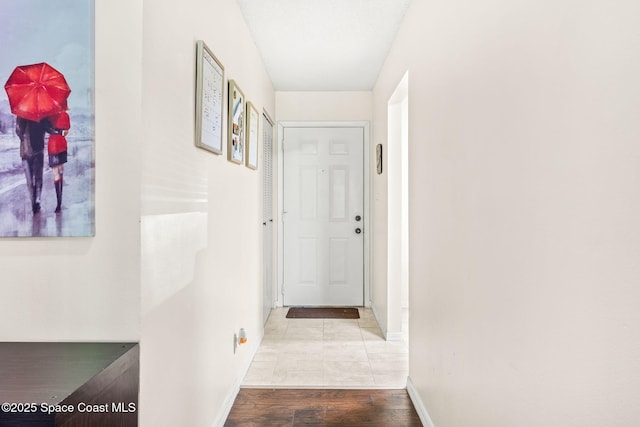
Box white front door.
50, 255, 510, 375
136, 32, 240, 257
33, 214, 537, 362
283, 126, 364, 306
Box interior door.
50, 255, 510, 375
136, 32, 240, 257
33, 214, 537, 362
262, 113, 274, 325
283, 126, 364, 306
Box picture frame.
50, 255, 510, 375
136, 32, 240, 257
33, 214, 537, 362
245, 102, 259, 170
1, 0, 95, 237
227, 80, 245, 164
376, 144, 383, 174
195, 40, 224, 155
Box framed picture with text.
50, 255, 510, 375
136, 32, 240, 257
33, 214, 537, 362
195, 40, 224, 155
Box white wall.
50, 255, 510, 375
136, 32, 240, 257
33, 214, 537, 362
387, 100, 402, 336
374, 0, 640, 425
276, 91, 372, 122
0, 0, 142, 342
1, 0, 274, 425
400, 97, 409, 310
140, 0, 275, 426
387, 80, 410, 338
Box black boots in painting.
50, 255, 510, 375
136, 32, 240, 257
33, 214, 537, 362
54, 177, 63, 213
28, 175, 63, 215
31, 182, 41, 214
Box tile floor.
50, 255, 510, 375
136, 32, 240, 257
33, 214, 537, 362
242, 307, 408, 388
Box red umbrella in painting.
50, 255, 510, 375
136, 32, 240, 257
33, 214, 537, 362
4, 62, 71, 122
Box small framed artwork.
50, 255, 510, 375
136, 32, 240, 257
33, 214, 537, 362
376, 144, 383, 174
227, 80, 245, 164
195, 40, 224, 154
245, 102, 259, 170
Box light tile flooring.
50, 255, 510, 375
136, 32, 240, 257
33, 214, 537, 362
242, 307, 408, 388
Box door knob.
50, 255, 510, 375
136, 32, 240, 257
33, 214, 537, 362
355, 228, 362, 234
355, 215, 362, 221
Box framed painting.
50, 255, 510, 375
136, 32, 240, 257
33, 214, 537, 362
227, 80, 245, 164
0, 0, 95, 237
376, 144, 383, 174
245, 102, 259, 170
195, 40, 224, 155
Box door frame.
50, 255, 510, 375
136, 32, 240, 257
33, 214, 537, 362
262, 109, 275, 325
277, 121, 371, 308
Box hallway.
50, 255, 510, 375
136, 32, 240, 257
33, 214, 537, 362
3, 1, 638, 426
242, 308, 408, 388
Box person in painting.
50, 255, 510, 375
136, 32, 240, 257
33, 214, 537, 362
47, 111, 70, 213
15, 117, 51, 214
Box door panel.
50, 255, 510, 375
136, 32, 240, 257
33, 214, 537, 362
330, 167, 349, 221
283, 127, 364, 306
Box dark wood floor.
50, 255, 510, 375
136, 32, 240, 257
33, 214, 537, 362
225, 388, 423, 427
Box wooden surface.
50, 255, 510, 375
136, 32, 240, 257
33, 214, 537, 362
225, 389, 423, 426
0, 343, 138, 427
56, 344, 139, 427
0, 343, 135, 403
286, 307, 360, 319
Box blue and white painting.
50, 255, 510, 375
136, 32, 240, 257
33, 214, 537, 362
0, 0, 94, 237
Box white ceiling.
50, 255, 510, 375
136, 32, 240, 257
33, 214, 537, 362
237, 0, 411, 91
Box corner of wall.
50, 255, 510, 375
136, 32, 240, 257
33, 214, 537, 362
213, 329, 265, 427
370, 300, 388, 339
407, 376, 436, 427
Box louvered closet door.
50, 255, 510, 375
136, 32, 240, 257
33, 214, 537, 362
262, 113, 274, 325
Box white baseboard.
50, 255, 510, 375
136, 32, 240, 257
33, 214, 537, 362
407, 376, 435, 427
213, 329, 264, 427
369, 301, 388, 339
386, 331, 403, 342
370, 301, 404, 342
213, 377, 241, 427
